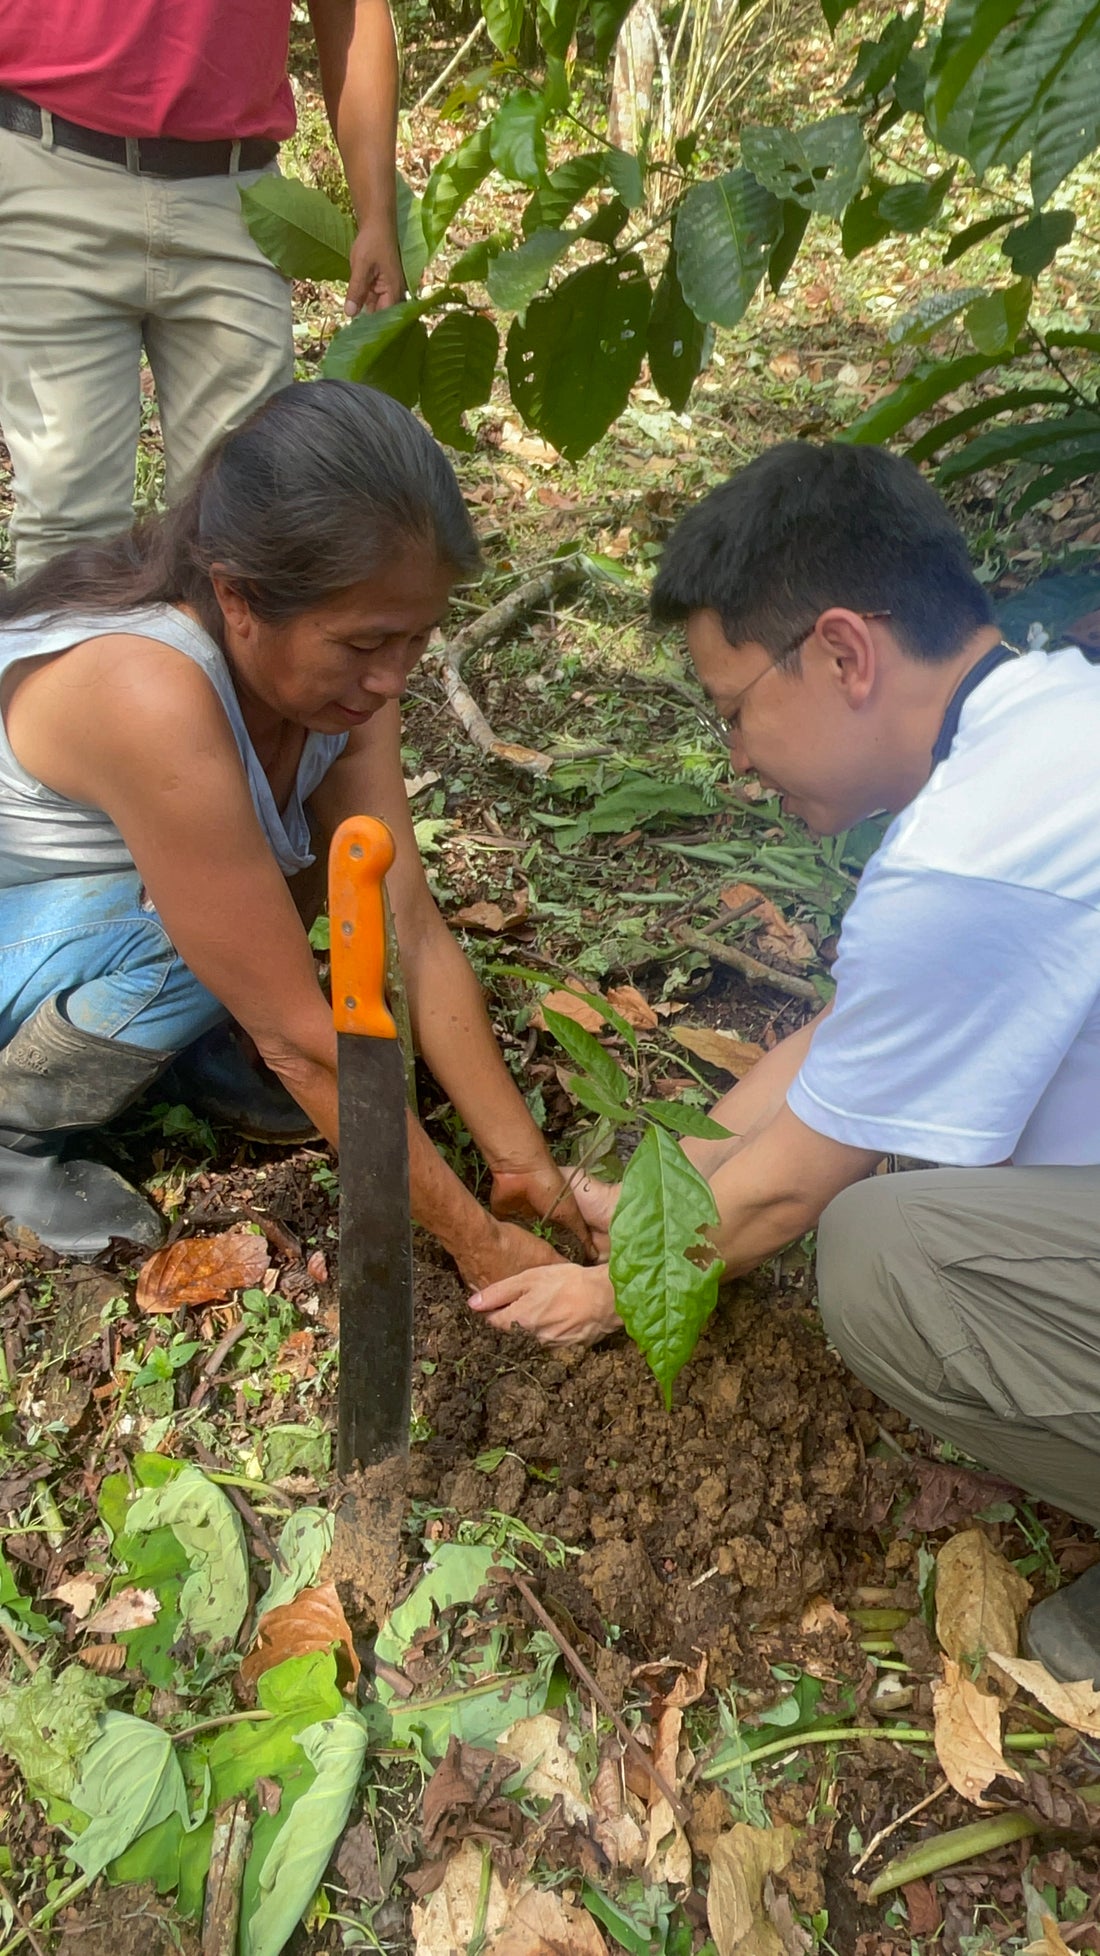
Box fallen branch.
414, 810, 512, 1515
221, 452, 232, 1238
202, 1799, 252, 1956
0, 1617, 38, 1674
673, 923, 821, 1002
866, 1782, 1100, 1899
509, 1569, 688, 1826
189, 1317, 251, 1408
426, 563, 585, 776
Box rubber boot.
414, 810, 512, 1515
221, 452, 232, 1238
0, 995, 169, 1256
1022, 1563, 1100, 1687
156, 1022, 318, 1144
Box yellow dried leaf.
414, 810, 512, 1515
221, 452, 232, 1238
935, 1530, 1031, 1695
707, 1824, 795, 1956
136, 1230, 270, 1312
84, 1586, 160, 1635
591, 1748, 646, 1872
412, 1840, 509, 1955
932, 1658, 1021, 1804
533, 989, 606, 1034
48, 1573, 100, 1620
1021, 1915, 1074, 1956
495, 1712, 589, 1824
487, 1887, 607, 1955
988, 1652, 1100, 1735
643, 1704, 692, 1886
77, 1643, 128, 1675
670, 1026, 765, 1078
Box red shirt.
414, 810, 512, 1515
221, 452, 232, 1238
0, 1, 296, 142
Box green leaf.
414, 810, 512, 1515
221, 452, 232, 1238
608, 1126, 721, 1408
844, 8, 926, 101
374, 1545, 499, 1695
420, 311, 499, 448
391, 1660, 554, 1760
239, 177, 354, 282
523, 154, 605, 233
647, 245, 712, 412
538, 0, 582, 58
590, 0, 635, 62
263, 1423, 331, 1480
888, 286, 986, 343
360, 315, 429, 408
741, 115, 868, 218
820, 0, 861, 27
257, 1510, 334, 1621
965, 277, 1032, 353
905, 386, 1069, 462
0, 1546, 51, 1639
396, 172, 429, 291
490, 91, 549, 187
542, 1007, 630, 1103
967, 0, 1100, 203
841, 187, 891, 258
422, 124, 494, 258
929, 0, 1021, 120
320, 297, 434, 383
586, 773, 716, 831
0, 1666, 115, 1805
1002, 208, 1075, 276
565, 1074, 635, 1125
483, 0, 525, 53
768, 199, 811, 293
842, 350, 996, 444
674, 169, 783, 328
641, 1101, 731, 1140
580, 1883, 652, 1956
449, 235, 505, 281
488, 228, 574, 311
878, 170, 953, 231
942, 210, 1016, 264
604, 147, 644, 210
1045, 328, 1100, 354
70, 1714, 192, 1880
505, 254, 650, 458
936, 408, 1100, 483
126, 1465, 248, 1649
245, 1714, 369, 1956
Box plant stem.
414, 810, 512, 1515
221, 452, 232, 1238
0, 1870, 96, 1956
703, 1724, 1059, 1778
170, 1708, 274, 1743
866, 1783, 1100, 1899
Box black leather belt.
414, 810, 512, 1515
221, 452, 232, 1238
0, 87, 279, 178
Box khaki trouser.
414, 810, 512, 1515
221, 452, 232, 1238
817, 1167, 1100, 1529
0, 125, 294, 574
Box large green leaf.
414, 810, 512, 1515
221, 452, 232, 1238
126, 1466, 248, 1649
1002, 208, 1076, 276
239, 177, 354, 282
842, 350, 998, 443
942, 210, 1016, 264
966, 0, 1100, 203
350, 314, 428, 407
937, 407, 1100, 482
320, 296, 434, 382
887, 286, 986, 344
647, 245, 712, 411
245, 1714, 369, 1956
396, 172, 429, 291
674, 169, 783, 328
482, 0, 525, 53
641, 1101, 731, 1140
70, 1714, 193, 1881
905, 387, 1068, 462
820, 0, 861, 27
590, 0, 635, 62
608, 1126, 721, 1408
844, 8, 926, 102
0, 1666, 115, 1805
420, 311, 499, 448
604, 147, 645, 210
505, 254, 651, 458
488, 228, 575, 311
877, 170, 953, 231
541, 1006, 630, 1103
929, 0, 1021, 120
490, 91, 549, 187
768, 199, 811, 292
257, 1510, 334, 1620
965, 277, 1032, 354
523, 153, 605, 233
538, 0, 582, 58
421, 124, 494, 257
374, 1545, 499, 1689
741, 115, 868, 219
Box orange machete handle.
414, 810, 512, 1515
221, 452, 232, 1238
329, 815, 398, 1039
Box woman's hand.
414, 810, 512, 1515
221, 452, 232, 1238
490, 1159, 595, 1255
455, 1216, 567, 1294
570, 1174, 620, 1260
468, 1261, 620, 1348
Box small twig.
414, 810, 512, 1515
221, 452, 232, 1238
413, 15, 486, 110
189, 1318, 251, 1407
0, 1277, 22, 1304
673, 924, 821, 1002
851, 1777, 948, 1875
0, 1617, 38, 1674
171, 1709, 274, 1744
192, 1442, 289, 1575
0, 1875, 48, 1956
509, 1570, 688, 1825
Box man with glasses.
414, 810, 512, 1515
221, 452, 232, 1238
471, 439, 1100, 1687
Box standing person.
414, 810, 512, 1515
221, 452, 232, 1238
0, 0, 404, 575
0, 379, 589, 1283
470, 441, 1100, 1683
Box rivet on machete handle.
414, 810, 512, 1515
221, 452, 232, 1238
329, 815, 397, 1039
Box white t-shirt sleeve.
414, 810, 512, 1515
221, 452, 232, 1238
788, 861, 1100, 1164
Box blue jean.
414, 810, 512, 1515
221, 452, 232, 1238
0, 870, 227, 1054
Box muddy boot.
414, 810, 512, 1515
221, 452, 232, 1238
1023, 1564, 1100, 1687
0, 995, 169, 1256
156, 1022, 318, 1144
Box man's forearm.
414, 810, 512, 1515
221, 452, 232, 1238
681, 1010, 829, 1180
706, 1105, 881, 1277
309, 0, 399, 225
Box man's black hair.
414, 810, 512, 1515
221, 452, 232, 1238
651, 440, 994, 663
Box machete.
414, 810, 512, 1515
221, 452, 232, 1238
329, 814, 413, 1472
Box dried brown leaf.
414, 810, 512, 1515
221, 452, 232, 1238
48, 1573, 100, 1620
988, 1652, 1100, 1735
633, 1652, 709, 1710
77, 1642, 128, 1674
85, 1586, 160, 1634
411, 1839, 509, 1954
241, 1581, 359, 1688
707, 1824, 795, 1956
533, 990, 606, 1034
420, 1737, 523, 1865
644, 1704, 692, 1885
495, 1713, 589, 1824
1022, 1916, 1074, 1956
136, 1230, 270, 1312
450, 895, 529, 934
901, 1458, 1022, 1532
799, 1595, 851, 1637
670, 1026, 765, 1079
590, 1746, 646, 1872
605, 985, 659, 1030
487, 1887, 607, 1955
935, 1530, 1031, 1695
719, 883, 815, 965
932, 1658, 1022, 1804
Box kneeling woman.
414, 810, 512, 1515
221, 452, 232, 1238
0, 380, 583, 1286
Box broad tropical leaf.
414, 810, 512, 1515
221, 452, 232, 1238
490, 91, 549, 187
943, 210, 1016, 264
420, 311, 499, 449
842, 350, 997, 443
647, 245, 713, 411
641, 1101, 731, 1140
674, 169, 783, 329
741, 115, 868, 218
965, 278, 1031, 354
966, 0, 1100, 204
905, 387, 1069, 462
245, 1714, 369, 1956
320, 297, 433, 382
609, 1126, 721, 1407
505, 254, 651, 457
523, 154, 605, 234
604, 147, 645, 210
590, 0, 635, 62
929, 0, 1021, 120
844, 9, 927, 102
538, 0, 582, 57
359, 316, 429, 407
421, 125, 494, 257
937, 408, 1100, 482
238, 177, 354, 282
768, 199, 811, 292
482, 0, 525, 53
70, 1714, 192, 1880
396, 172, 429, 290
488, 228, 574, 311
541, 1006, 631, 1103
1002, 208, 1075, 276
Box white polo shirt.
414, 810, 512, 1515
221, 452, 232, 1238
788, 646, 1100, 1167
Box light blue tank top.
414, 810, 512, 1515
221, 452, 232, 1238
0, 605, 348, 888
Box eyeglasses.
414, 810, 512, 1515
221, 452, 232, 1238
779, 609, 893, 662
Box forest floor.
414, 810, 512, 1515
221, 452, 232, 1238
4, 7, 1100, 1955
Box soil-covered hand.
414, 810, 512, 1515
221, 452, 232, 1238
490, 1161, 594, 1255
456, 1217, 566, 1294
468, 1262, 620, 1348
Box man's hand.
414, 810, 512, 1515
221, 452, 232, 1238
455, 1217, 567, 1294
345, 218, 405, 316
490, 1160, 595, 1254
468, 1261, 620, 1348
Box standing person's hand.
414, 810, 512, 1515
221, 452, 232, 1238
345, 219, 406, 316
